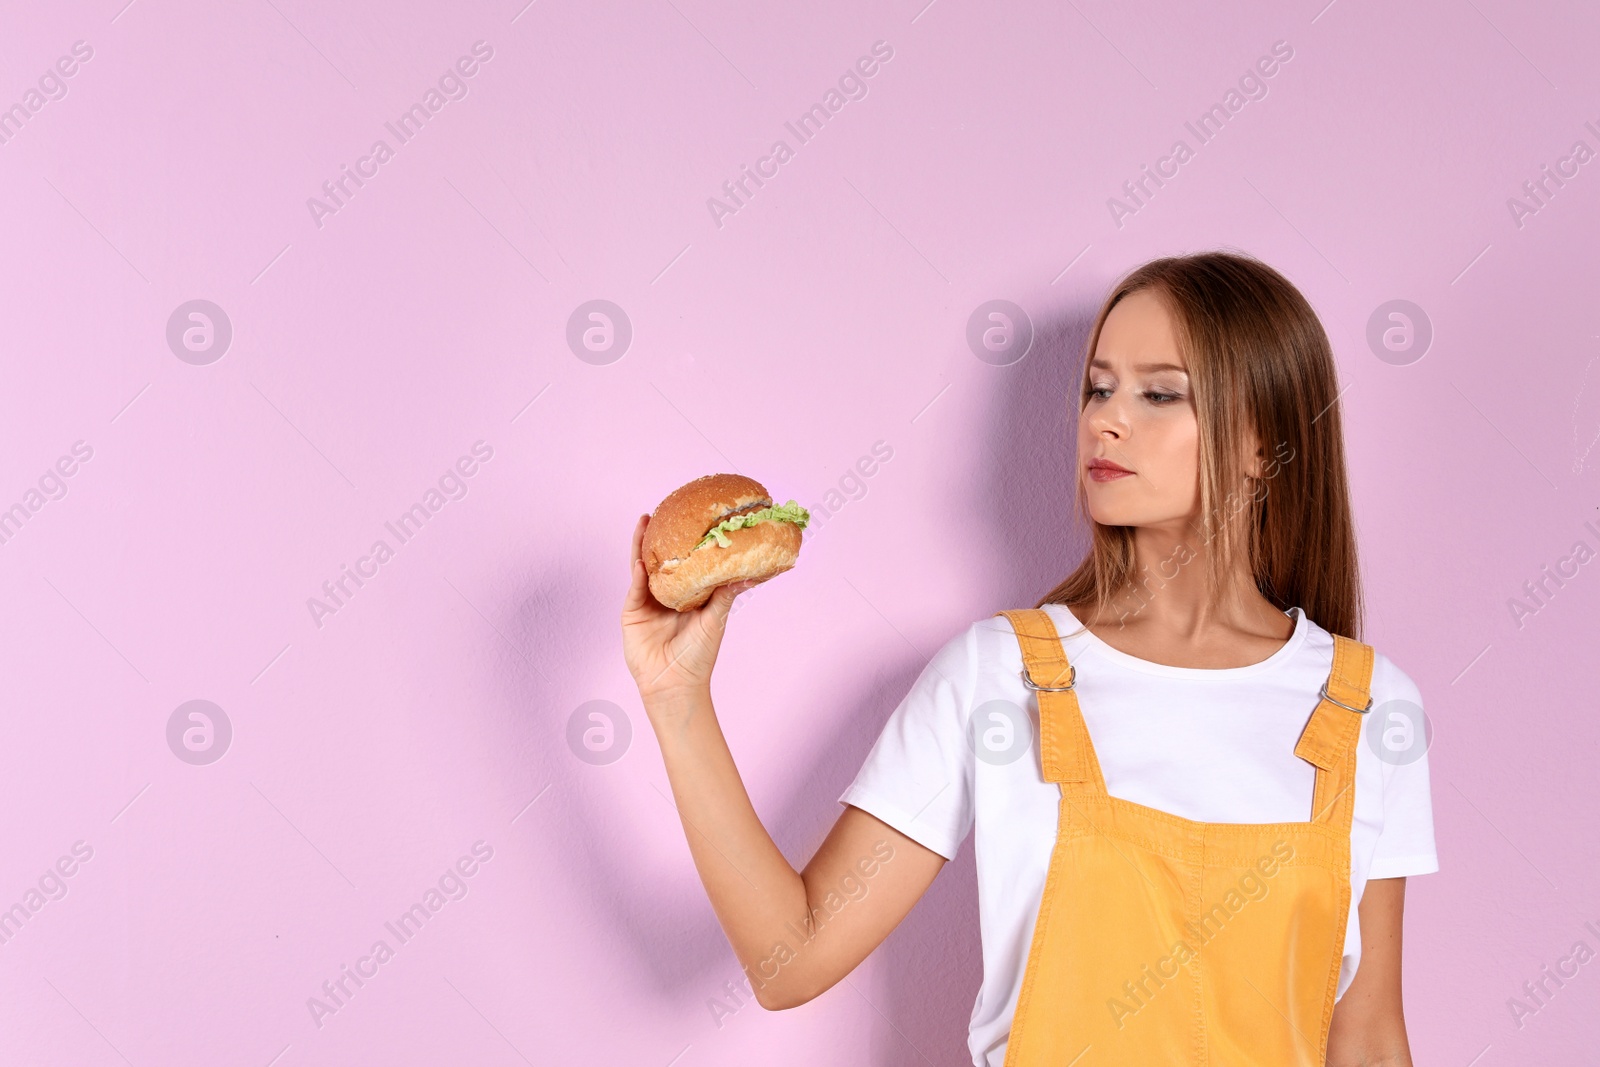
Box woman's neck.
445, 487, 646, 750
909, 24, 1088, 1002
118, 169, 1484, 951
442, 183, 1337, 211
1071, 521, 1295, 668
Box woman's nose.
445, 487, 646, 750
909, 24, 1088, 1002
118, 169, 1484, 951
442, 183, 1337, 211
1087, 403, 1127, 438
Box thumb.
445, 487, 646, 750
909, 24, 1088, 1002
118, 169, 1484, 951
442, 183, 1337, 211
704, 579, 751, 621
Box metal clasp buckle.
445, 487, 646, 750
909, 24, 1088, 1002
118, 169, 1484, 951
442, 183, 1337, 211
1319, 680, 1372, 714
1020, 665, 1076, 692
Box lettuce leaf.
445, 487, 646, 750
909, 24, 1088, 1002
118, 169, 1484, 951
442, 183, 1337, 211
694, 499, 810, 550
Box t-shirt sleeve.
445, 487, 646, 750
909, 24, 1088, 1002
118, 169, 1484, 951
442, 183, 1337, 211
1366, 652, 1441, 879
836, 622, 978, 862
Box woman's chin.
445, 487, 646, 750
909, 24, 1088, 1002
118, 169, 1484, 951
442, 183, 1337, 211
1086, 503, 1185, 530
1084, 499, 1137, 526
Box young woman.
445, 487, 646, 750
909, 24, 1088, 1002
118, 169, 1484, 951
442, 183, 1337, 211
621, 251, 1438, 1066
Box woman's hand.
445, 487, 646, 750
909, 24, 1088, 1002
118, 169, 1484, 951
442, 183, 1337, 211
622, 513, 757, 704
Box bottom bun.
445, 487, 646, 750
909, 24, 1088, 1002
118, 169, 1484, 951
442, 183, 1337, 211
648, 519, 802, 611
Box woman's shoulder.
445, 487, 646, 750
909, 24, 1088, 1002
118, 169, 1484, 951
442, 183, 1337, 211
1366, 647, 1425, 708
933, 604, 1085, 679
953, 605, 1073, 643
918, 609, 1036, 675
1298, 613, 1424, 707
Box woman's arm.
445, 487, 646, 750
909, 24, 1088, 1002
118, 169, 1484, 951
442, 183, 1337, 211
1325, 876, 1412, 1066
622, 515, 947, 1009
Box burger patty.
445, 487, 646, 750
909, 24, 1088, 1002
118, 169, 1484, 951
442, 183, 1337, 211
656, 498, 774, 571
712, 499, 771, 524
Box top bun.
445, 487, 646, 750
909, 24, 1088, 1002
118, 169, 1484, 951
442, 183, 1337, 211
642, 473, 773, 571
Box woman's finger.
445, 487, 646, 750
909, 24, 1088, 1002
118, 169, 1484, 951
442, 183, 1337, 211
702, 579, 748, 625
630, 513, 647, 566
623, 516, 651, 612
622, 560, 641, 612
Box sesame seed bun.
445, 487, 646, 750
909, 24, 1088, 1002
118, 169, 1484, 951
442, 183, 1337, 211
642, 474, 804, 611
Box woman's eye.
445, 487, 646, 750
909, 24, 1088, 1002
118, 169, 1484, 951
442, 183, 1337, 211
1144, 391, 1182, 404
1087, 386, 1113, 400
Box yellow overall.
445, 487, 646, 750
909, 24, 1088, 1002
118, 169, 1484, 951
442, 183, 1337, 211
995, 608, 1375, 1066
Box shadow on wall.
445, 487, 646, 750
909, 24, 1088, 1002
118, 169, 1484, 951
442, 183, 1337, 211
507, 573, 972, 1060
803, 297, 1102, 1064
503, 295, 1101, 1063
975, 301, 1100, 613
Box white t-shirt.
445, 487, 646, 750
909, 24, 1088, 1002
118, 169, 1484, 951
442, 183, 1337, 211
837, 603, 1439, 1067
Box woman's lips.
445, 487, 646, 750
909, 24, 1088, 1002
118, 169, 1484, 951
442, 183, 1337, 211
1087, 459, 1134, 482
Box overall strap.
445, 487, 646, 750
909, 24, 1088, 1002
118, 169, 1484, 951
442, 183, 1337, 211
994, 609, 1107, 793
1294, 634, 1375, 827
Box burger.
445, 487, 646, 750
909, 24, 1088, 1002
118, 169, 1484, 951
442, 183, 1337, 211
642, 474, 810, 611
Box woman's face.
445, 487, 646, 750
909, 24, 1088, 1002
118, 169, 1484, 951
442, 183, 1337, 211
1077, 289, 1201, 530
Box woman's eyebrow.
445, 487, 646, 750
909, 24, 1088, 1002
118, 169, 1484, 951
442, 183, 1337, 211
1089, 358, 1188, 374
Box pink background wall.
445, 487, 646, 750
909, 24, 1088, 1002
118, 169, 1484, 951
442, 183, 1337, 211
1, 0, 1596, 1063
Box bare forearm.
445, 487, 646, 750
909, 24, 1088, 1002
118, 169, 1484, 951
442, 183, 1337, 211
1326, 877, 1411, 1066
646, 687, 809, 996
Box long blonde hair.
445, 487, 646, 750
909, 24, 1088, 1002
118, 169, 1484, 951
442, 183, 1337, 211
1038, 250, 1364, 640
